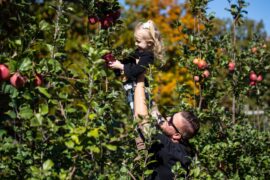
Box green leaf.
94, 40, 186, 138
46, 44, 54, 53
33, 114, 42, 126
120, 166, 127, 173
15, 39, 22, 45
88, 113, 96, 120
39, 103, 49, 115
89, 146, 100, 153
104, 144, 117, 151
48, 59, 62, 73
81, 44, 90, 53
244, 65, 250, 72
43, 159, 54, 171
67, 6, 75, 12
192, 167, 200, 177
76, 103, 88, 113
30, 166, 40, 174
88, 47, 95, 57
65, 140, 74, 149
74, 127, 86, 135
71, 135, 80, 144
5, 110, 16, 119
144, 170, 153, 175
37, 87, 51, 98
39, 20, 50, 31
75, 146, 83, 151
0, 130, 7, 138
22, 91, 32, 100
19, 105, 33, 119
19, 57, 32, 71
87, 128, 99, 138
189, 35, 194, 42
99, 49, 110, 56
54, 52, 66, 59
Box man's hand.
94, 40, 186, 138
108, 60, 124, 70
150, 101, 164, 125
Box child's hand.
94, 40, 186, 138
108, 60, 124, 70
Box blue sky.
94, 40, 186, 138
207, 0, 270, 35
119, 0, 270, 36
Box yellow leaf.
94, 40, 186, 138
87, 128, 99, 138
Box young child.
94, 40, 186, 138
109, 20, 164, 152
108, 20, 164, 115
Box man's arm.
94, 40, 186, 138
133, 74, 149, 150
134, 74, 164, 125
134, 74, 148, 121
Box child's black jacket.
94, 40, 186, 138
123, 49, 154, 84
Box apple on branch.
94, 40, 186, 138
88, 16, 99, 25
34, 74, 43, 86
0, 64, 10, 81
228, 61, 235, 72
10, 72, 26, 88
102, 52, 116, 64
202, 70, 210, 78
194, 75, 200, 82
249, 71, 257, 81
197, 59, 207, 70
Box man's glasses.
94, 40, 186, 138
167, 113, 183, 137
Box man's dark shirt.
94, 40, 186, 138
147, 133, 193, 180
123, 49, 154, 84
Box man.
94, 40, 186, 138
134, 74, 200, 180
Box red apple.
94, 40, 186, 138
102, 52, 115, 63
34, 74, 43, 86
0, 64, 10, 81
249, 81, 256, 86
88, 16, 99, 25
251, 47, 257, 53
197, 59, 207, 70
249, 71, 257, 81
100, 16, 113, 29
10, 72, 26, 88
202, 70, 210, 78
257, 74, 263, 82
228, 61, 235, 72
111, 9, 121, 21
194, 75, 200, 82
193, 58, 199, 65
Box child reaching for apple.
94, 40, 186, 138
108, 20, 164, 115
108, 20, 164, 152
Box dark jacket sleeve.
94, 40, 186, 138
123, 52, 154, 81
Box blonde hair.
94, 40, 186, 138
134, 20, 164, 61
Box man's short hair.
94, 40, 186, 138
180, 111, 200, 140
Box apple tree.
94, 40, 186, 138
0, 0, 138, 179
172, 0, 270, 179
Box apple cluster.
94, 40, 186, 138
249, 71, 263, 86
88, 8, 121, 29
193, 58, 209, 82
0, 64, 43, 89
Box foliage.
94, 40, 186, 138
0, 0, 270, 179
0, 0, 136, 179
